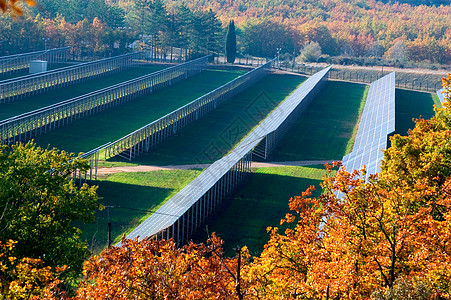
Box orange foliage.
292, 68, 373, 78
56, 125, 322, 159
244, 75, 451, 299
0, 240, 67, 300
0, 0, 34, 16
76, 234, 250, 299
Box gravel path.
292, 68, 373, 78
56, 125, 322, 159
96, 160, 337, 176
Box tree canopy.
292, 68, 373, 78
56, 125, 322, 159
0, 142, 100, 284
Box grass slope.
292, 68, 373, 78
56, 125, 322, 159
193, 165, 328, 257
80, 169, 203, 253
394, 88, 439, 136
107, 73, 306, 166
34, 69, 245, 153
270, 81, 368, 161
0, 64, 165, 121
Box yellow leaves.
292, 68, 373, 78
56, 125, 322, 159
442, 73, 451, 103
77, 235, 245, 299
1, 239, 66, 300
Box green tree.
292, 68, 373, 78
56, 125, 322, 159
225, 20, 236, 63
242, 18, 293, 58
0, 141, 100, 283
191, 9, 222, 56
298, 41, 322, 62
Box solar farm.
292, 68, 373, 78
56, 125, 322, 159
0, 49, 441, 254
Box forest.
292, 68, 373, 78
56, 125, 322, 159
0, 0, 449, 65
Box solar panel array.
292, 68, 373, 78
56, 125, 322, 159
0, 56, 209, 146
341, 72, 395, 176
122, 66, 331, 244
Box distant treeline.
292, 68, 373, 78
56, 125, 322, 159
1, 0, 449, 65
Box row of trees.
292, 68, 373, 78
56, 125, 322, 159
164, 0, 450, 64
1, 0, 449, 64
0, 0, 225, 60
1, 75, 450, 298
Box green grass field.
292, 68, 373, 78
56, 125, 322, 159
79, 169, 203, 253
270, 81, 368, 161
192, 165, 328, 256
33, 69, 245, 154
0, 64, 165, 121
106, 73, 307, 166
394, 88, 440, 136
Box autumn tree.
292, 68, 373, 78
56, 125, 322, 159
0, 0, 34, 16
0, 240, 67, 300
242, 18, 294, 58
0, 141, 100, 284
244, 75, 451, 299
76, 234, 249, 299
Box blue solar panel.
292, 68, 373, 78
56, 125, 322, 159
341, 72, 395, 176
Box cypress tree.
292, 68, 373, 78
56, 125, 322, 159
225, 20, 236, 63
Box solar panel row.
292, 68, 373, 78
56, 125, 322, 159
122, 66, 331, 244
341, 72, 395, 176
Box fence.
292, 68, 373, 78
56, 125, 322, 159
121, 66, 331, 246
0, 56, 210, 146
100, 59, 274, 161
0, 52, 142, 103
0, 47, 70, 76
278, 63, 445, 93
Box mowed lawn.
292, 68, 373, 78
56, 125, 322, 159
192, 165, 328, 257
394, 88, 440, 136
0, 64, 166, 121
80, 169, 203, 253
108, 73, 307, 166
33, 69, 245, 154
270, 81, 368, 161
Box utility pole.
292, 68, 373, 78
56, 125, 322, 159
106, 205, 114, 248
42, 38, 49, 50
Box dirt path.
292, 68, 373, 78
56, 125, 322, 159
96, 160, 337, 176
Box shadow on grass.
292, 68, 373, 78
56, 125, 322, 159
77, 180, 173, 254
395, 89, 436, 136
270, 81, 367, 161
192, 166, 325, 257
